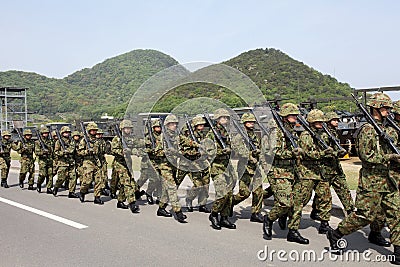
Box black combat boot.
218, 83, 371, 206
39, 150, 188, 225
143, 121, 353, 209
176, 211, 187, 223
326, 228, 344, 252
117, 201, 129, 209
28, 184, 34, 190
134, 190, 145, 200
209, 212, 221, 230
310, 209, 321, 221
46, 188, 53, 194
110, 192, 117, 199
368, 231, 391, 247
287, 229, 309, 244
263, 215, 273, 240
52, 187, 58, 196
1, 179, 9, 188
94, 197, 104, 205
36, 184, 41, 193
391, 245, 400, 265
68, 192, 79, 199
157, 208, 172, 217
0, 180, 4, 187
278, 214, 287, 230
220, 216, 236, 229
101, 189, 109, 196
318, 221, 333, 234
250, 213, 263, 223
145, 193, 154, 205
186, 198, 193, 212
129, 202, 140, 213
19, 180, 24, 188
79, 192, 85, 203
199, 205, 211, 213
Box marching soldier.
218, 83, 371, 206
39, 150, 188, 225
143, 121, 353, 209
0, 131, 14, 188
71, 131, 83, 187
53, 126, 79, 198
263, 103, 303, 241
15, 129, 35, 190
110, 120, 140, 213
232, 113, 263, 223
96, 129, 110, 196
391, 100, 400, 190
327, 93, 400, 265
34, 127, 54, 193
206, 108, 236, 230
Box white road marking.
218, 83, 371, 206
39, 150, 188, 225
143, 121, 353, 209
0, 196, 88, 230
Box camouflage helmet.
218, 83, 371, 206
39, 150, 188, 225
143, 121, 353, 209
325, 111, 340, 122
152, 119, 161, 127
71, 131, 81, 137
192, 116, 206, 126
96, 129, 104, 134
392, 100, 400, 114
120, 119, 133, 129
366, 92, 393, 109
240, 113, 256, 123
278, 103, 300, 117
39, 126, 50, 134
86, 122, 98, 131
213, 108, 230, 120
60, 126, 71, 134
23, 129, 32, 135
307, 109, 325, 123
164, 114, 178, 126
2, 131, 11, 137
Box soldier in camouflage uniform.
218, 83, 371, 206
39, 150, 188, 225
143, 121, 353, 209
231, 113, 263, 223
207, 108, 236, 230
15, 129, 35, 190
391, 100, 400, 190
151, 115, 186, 223
327, 93, 400, 265
71, 131, 83, 187
263, 103, 304, 241
0, 131, 14, 188
78, 122, 105, 205
110, 120, 140, 213
51, 130, 59, 188
181, 115, 211, 213
34, 127, 54, 193
96, 129, 110, 196
53, 126, 79, 198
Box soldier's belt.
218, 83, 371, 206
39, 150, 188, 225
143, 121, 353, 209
273, 159, 294, 166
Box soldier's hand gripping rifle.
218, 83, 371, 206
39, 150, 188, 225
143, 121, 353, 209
55, 127, 67, 152
184, 114, 199, 144
231, 117, 257, 151
145, 120, 156, 149
297, 115, 330, 150
15, 128, 26, 148
321, 123, 345, 152
159, 116, 174, 149
266, 102, 298, 149
35, 129, 49, 153
203, 112, 227, 149
80, 121, 93, 152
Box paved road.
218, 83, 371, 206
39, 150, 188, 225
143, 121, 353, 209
0, 167, 394, 266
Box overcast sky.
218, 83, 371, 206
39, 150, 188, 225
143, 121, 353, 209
1, 1, 399, 96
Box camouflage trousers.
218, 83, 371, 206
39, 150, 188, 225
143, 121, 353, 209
268, 178, 294, 221
288, 179, 331, 230
311, 179, 332, 221
54, 165, 76, 193
100, 163, 108, 190
80, 160, 102, 197
156, 160, 181, 213
210, 160, 235, 217
0, 157, 11, 181
19, 157, 35, 186
137, 159, 162, 198
37, 159, 53, 189
232, 171, 263, 214
338, 189, 400, 246
112, 161, 137, 204
186, 170, 211, 206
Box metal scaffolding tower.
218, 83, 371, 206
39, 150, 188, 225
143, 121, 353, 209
0, 87, 28, 131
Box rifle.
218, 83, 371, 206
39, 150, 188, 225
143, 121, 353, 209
203, 112, 227, 149
15, 128, 26, 148
35, 129, 49, 152
249, 109, 272, 136
114, 124, 133, 176
266, 102, 298, 149
114, 124, 129, 150
145, 120, 156, 149
55, 127, 67, 152
80, 121, 92, 151
297, 115, 330, 150
321, 123, 345, 151
386, 115, 400, 134
184, 114, 199, 144
159, 116, 174, 149
231, 118, 257, 151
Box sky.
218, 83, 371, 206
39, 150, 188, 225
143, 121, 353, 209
1, 0, 400, 97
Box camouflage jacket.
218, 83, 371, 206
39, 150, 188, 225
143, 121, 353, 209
179, 127, 205, 159
54, 136, 75, 166
34, 137, 54, 161
73, 138, 83, 166
15, 138, 35, 159
389, 119, 400, 182
145, 130, 163, 159
205, 123, 231, 160
356, 121, 396, 191
232, 127, 260, 175
111, 133, 140, 166
319, 125, 344, 178
0, 139, 16, 160
77, 134, 101, 167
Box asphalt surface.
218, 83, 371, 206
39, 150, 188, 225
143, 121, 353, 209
0, 163, 395, 267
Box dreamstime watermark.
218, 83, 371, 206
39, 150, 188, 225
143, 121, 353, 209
256, 244, 395, 263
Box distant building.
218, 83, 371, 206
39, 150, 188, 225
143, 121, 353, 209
0, 87, 28, 131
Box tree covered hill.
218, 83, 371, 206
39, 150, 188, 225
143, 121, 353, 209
0, 48, 353, 122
